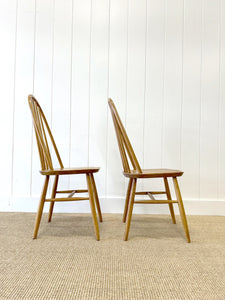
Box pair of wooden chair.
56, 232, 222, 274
29, 95, 190, 242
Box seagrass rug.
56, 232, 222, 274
0, 212, 225, 299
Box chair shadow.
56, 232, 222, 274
37, 213, 186, 241
39, 214, 97, 238
129, 215, 185, 240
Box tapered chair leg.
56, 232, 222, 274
164, 177, 176, 224
90, 174, 103, 222
173, 177, 191, 243
48, 175, 59, 222
86, 174, 100, 241
123, 178, 133, 223
33, 176, 49, 239
124, 178, 137, 241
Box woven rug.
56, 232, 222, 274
0, 212, 225, 299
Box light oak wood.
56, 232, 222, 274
122, 178, 133, 223
86, 174, 100, 241
45, 197, 90, 202
164, 177, 176, 224
33, 175, 49, 239
123, 169, 183, 178
90, 174, 103, 222
134, 200, 178, 204
108, 98, 190, 242
135, 191, 166, 195
124, 178, 137, 241
48, 175, 58, 222
173, 177, 191, 243
56, 189, 88, 194
28, 95, 102, 240
40, 167, 100, 176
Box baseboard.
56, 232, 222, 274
101, 197, 225, 216
0, 196, 225, 216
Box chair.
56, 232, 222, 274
28, 95, 102, 240
108, 98, 190, 242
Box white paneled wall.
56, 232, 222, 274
0, 0, 225, 215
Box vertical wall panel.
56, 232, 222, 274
218, 0, 225, 200
12, 0, 35, 202
199, 0, 220, 200
106, 0, 128, 198
162, 0, 183, 169
0, 0, 17, 204
143, 0, 166, 195
51, 0, 73, 190
0, 0, 225, 213
126, 0, 146, 168
181, 0, 202, 199
69, 0, 91, 195
70, 0, 91, 167
31, 0, 54, 197
126, 0, 147, 201
89, 0, 110, 197
144, 0, 165, 169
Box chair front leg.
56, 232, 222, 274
48, 175, 59, 222
172, 177, 191, 243
86, 173, 100, 241
90, 174, 103, 222
164, 177, 176, 224
123, 178, 133, 223
124, 178, 137, 241
33, 175, 49, 239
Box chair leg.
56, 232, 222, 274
172, 177, 191, 243
123, 178, 133, 223
90, 174, 103, 222
33, 175, 49, 239
124, 178, 137, 241
164, 177, 176, 224
86, 174, 100, 241
48, 175, 59, 222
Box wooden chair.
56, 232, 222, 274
108, 98, 190, 242
28, 95, 102, 240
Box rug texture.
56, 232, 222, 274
0, 212, 225, 299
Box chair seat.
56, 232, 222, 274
40, 167, 100, 176
123, 168, 183, 178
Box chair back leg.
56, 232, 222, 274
173, 177, 191, 243
164, 177, 176, 224
90, 174, 103, 222
86, 174, 100, 241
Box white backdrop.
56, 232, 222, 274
0, 0, 225, 215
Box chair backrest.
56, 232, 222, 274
108, 98, 142, 173
28, 95, 64, 170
